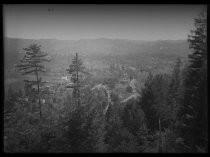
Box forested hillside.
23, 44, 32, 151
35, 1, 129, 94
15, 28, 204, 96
4, 38, 190, 93
4, 9, 207, 153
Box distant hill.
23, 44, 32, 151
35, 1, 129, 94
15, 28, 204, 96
4, 37, 191, 69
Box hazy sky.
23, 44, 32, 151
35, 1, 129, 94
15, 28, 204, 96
3, 4, 205, 41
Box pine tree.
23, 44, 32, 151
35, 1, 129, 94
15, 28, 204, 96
167, 58, 182, 130
139, 72, 158, 132
65, 53, 90, 152
17, 44, 50, 118
66, 53, 88, 106
179, 8, 207, 152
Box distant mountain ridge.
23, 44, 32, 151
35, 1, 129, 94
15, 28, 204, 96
4, 37, 189, 54
4, 37, 190, 69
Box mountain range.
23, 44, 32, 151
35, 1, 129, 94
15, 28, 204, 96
4, 37, 191, 69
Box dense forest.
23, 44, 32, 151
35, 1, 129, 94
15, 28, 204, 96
4, 9, 207, 153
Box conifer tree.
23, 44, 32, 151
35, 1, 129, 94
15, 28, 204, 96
179, 8, 207, 152
167, 58, 182, 130
17, 44, 50, 118
66, 53, 87, 106
65, 53, 90, 152
139, 73, 158, 132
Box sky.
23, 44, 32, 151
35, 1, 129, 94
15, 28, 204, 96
3, 4, 205, 41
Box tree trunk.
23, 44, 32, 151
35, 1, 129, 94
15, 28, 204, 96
35, 65, 42, 118
159, 118, 162, 153
76, 53, 80, 106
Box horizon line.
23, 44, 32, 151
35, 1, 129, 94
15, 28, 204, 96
5, 36, 188, 42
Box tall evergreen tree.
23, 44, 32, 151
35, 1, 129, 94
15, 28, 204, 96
66, 53, 87, 106
179, 8, 207, 152
65, 53, 90, 152
139, 73, 157, 132
167, 58, 183, 131
17, 44, 50, 118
